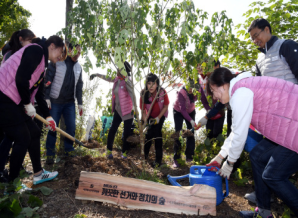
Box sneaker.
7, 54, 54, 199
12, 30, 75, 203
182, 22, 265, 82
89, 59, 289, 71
121, 152, 127, 159
172, 160, 179, 168
18, 184, 32, 193
244, 191, 274, 204
33, 169, 58, 185
106, 150, 113, 159
239, 207, 273, 218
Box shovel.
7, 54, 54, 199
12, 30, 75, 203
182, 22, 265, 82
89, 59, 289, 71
35, 114, 89, 148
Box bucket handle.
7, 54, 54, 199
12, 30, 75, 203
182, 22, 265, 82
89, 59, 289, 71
167, 174, 189, 187
190, 165, 229, 199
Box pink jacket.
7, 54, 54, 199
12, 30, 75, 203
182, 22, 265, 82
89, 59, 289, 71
0, 43, 45, 105
231, 76, 298, 153
174, 88, 196, 115
112, 77, 133, 116
145, 88, 168, 118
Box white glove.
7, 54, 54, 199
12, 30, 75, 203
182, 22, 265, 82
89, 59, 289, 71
150, 117, 160, 125
46, 117, 56, 132
190, 120, 196, 128
46, 99, 51, 109
198, 116, 208, 126
78, 105, 83, 116
154, 117, 160, 125
218, 161, 234, 180
24, 103, 36, 119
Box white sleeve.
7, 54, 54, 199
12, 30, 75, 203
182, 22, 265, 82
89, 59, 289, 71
219, 87, 254, 162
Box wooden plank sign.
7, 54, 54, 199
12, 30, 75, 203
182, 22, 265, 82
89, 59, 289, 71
75, 171, 216, 216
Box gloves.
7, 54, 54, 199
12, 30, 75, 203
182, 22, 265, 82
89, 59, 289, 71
218, 161, 234, 180
46, 117, 56, 132
131, 107, 135, 116
150, 117, 159, 125
78, 105, 83, 116
198, 116, 208, 127
90, 74, 98, 80
46, 99, 51, 109
24, 103, 36, 119
190, 120, 196, 128
206, 154, 223, 172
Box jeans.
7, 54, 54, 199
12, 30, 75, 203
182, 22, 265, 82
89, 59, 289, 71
206, 113, 225, 139
1, 119, 42, 181
144, 116, 165, 164
46, 102, 76, 157
250, 139, 298, 215
173, 109, 195, 161
107, 110, 133, 153
226, 109, 232, 137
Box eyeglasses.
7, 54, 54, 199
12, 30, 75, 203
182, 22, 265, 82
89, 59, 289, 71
251, 29, 264, 41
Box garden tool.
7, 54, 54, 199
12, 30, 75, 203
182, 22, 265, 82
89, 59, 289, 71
143, 119, 155, 134
35, 114, 99, 149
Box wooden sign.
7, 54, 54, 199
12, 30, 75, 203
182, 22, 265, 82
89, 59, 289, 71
75, 171, 216, 216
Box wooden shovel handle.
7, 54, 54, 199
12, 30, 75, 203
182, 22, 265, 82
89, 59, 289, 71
35, 114, 76, 142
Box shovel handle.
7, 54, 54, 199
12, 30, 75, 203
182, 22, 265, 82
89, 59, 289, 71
35, 114, 76, 143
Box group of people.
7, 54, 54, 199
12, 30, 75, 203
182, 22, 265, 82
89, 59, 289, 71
0, 28, 84, 187
0, 17, 298, 218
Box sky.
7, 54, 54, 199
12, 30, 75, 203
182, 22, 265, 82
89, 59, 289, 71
18, 0, 265, 124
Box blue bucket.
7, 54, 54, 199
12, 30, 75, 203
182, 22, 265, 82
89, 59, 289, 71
167, 165, 229, 205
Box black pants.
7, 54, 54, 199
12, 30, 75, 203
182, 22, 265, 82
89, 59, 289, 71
107, 110, 133, 153
0, 105, 43, 173
206, 113, 225, 139
173, 109, 195, 161
144, 116, 165, 164
226, 109, 232, 137
0, 119, 42, 181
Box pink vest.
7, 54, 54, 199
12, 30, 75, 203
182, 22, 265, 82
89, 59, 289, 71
231, 76, 298, 153
145, 89, 168, 118
0, 43, 45, 105
173, 88, 195, 113
111, 77, 133, 116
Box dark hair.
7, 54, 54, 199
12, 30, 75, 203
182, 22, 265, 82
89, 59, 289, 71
68, 43, 80, 50
9, 29, 35, 54
142, 73, 160, 104
124, 61, 131, 76
206, 67, 237, 96
214, 59, 220, 67
248, 18, 272, 34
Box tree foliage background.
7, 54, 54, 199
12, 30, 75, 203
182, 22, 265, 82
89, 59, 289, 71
0, 0, 31, 54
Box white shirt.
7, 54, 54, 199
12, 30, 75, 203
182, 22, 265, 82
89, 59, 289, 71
219, 72, 254, 162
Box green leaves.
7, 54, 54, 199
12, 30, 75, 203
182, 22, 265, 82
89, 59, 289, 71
33, 186, 53, 195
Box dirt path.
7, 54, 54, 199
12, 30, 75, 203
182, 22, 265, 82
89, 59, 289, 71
21, 146, 288, 218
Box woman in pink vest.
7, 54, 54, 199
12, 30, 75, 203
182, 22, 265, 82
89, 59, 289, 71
0, 29, 36, 180
172, 79, 199, 168
0, 36, 65, 186
205, 67, 298, 217
140, 73, 169, 167
90, 61, 134, 159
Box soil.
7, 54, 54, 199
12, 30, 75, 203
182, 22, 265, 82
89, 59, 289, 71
20, 145, 290, 218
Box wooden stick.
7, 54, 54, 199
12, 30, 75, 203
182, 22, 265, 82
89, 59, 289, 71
35, 114, 86, 147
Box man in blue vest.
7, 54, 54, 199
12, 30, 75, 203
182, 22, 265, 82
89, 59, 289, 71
44, 43, 83, 165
